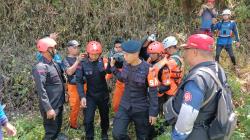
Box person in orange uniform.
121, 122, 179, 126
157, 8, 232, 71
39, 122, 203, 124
62, 40, 83, 129
147, 37, 184, 138
161, 36, 184, 97
147, 41, 171, 113
108, 38, 125, 112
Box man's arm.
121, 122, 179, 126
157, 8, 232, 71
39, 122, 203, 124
64, 57, 81, 76
211, 22, 220, 31
172, 81, 204, 140
32, 64, 52, 112
75, 63, 86, 98
232, 22, 240, 42
0, 104, 8, 126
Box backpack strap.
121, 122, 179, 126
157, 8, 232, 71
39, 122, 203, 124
199, 67, 224, 108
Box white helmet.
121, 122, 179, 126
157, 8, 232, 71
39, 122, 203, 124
222, 9, 231, 15
162, 36, 178, 49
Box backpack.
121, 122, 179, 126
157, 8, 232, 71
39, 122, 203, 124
218, 20, 234, 37
199, 67, 237, 140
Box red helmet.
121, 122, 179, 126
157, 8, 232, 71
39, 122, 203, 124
37, 37, 57, 52
147, 41, 164, 54
207, 0, 215, 2
86, 41, 102, 54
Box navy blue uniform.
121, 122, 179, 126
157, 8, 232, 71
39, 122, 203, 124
111, 60, 158, 140
32, 57, 65, 140
76, 58, 110, 140
63, 57, 77, 84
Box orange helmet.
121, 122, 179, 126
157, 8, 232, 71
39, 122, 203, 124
86, 41, 102, 54
37, 37, 57, 52
147, 41, 164, 54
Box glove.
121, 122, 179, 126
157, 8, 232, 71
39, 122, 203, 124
147, 34, 157, 42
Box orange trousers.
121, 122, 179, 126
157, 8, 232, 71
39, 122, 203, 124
67, 84, 87, 128
112, 80, 125, 112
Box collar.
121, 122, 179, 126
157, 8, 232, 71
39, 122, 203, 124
189, 61, 216, 72
41, 56, 52, 64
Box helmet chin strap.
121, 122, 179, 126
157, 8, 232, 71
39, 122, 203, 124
47, 50, 55, 58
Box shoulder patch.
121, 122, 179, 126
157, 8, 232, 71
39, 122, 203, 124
184, 91, 192, 102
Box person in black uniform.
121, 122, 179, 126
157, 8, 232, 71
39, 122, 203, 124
32, 37, 67, 140
110, 40, 158, 140
76, 41, 110, 140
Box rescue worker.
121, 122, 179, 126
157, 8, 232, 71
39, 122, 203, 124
146, 41, 170, 139
111, 40, 158, 140
139, 33, 157, 61
0, 104, 17, 139
161, 36, 184, 97
163, 34, 228, 140
146, 41, 171, 112
198, 0, 217, 36
108, 37, 125, 112
212, 9, 240, 67
147, 38, 184, 138
0, 79, 17, 139
36, 33, 63, 67
76, 41, 110, 140
62, 40, 82, 129
32, 37, 67, 140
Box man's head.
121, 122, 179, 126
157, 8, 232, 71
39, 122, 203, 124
67, 40, 80, 56
121, 40, 142, 64
113, 38, 124, 53
222, 9, 231, 21
206, 0, 215, 7
147, 41, 164, 62
86, 41, 102, 61
36, 37, 57, 60
181, 34, 214, 67
162, 36, 178, 55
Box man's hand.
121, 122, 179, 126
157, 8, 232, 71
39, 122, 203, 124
212, 18, 217, 24
49, 32, 59, 40
80, 97, 87, 108
80, 53, 87, 59
46, 109, 56, 120
201, 4, 209, 10
110, 57, 116, 67
4, 122, 17, 136
236, 42, 240, 48
149, 116, 157, 125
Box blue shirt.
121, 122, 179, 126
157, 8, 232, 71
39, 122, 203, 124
212, 21, 240, 45
0, 104, 8, 139
201, 9, 216, 29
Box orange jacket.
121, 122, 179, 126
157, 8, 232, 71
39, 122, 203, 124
149, 54, 184, 97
